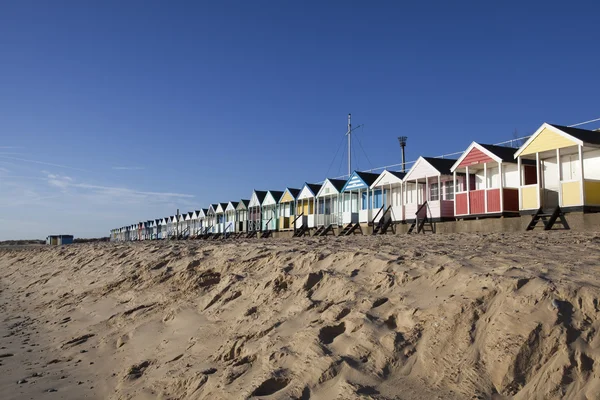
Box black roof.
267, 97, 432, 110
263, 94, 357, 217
201, 208, 208, 214
355, 171, 380, 186
210, 204, 218, 210
306, 183, 322, 195
423, 157, 458, 175
286, 188, 301, 198
254, 190, 267, 203
229, 201, 239, 208
479, 144, 520, 163
549, 124, 600, 145
388, 170, 406, 180
239, 199, 250, 207
328, 178, 347, 192
187, 212, 193, 217
219, 202, 228, 209
268, 190, 284, 202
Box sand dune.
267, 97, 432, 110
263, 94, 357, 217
1, 232, 600, 399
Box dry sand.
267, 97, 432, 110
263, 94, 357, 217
1, 232, 600, 399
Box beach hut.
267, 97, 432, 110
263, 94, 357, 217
340, 171, 381, 225
262, 191, 283, 231
207, 204, 218, 233
236, 200, 250, 233
403, 157, 463, 222
248, 191, 267, 232
514, 123, 600, 213
215, 203, 228, 233
158, 218, 166, 239
197, 209, 208, 235
370, 170, 407, 224
315, 178, 347, 228
278, 188, 300, 231
296, 183, 322, 230
225, 202, 238, 234
451, 143, 533, 218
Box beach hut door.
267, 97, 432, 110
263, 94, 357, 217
542, 157, 559, 208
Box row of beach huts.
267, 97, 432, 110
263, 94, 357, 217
110, 122, 600, 240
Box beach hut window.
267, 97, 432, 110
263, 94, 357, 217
444, 181, 454, 200
430, 183, 439, 201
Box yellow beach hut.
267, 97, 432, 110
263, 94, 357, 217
278, 188, 300, 231
514, 123, 600, 213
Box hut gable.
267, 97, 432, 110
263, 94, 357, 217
342, 171, 380, 192
263, 191, 283, 206
514, 123, 596, 157
404, 157, 456, 181
249, 191, 267, 208
279, 188, 300, 203
316, 179, 346, 197
298, 183, 321, 200
226, 201, 239, 212
370, 170, 405, 188
236, 200, 249, 211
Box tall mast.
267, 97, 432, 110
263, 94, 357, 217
347, 113, 352, 176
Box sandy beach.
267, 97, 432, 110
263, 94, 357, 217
1, 232, 600, 399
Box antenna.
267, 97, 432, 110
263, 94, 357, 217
398, 136, 408, 172
346, 113, 352, 176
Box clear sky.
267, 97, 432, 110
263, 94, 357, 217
1, 1, 599, 240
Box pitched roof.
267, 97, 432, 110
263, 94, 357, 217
329, 179, 347, 192
254, 190, 267, 203
549, 124, 600, 145
219, 202, 228, 210
479, 144, 521, 162
389, 170, 406, 180
239, 199, 249, 207
287, 188, 300, 198
267, 190, 284, 202
307, 183, 322, 195
229, 201, 239, 208
355, 171, 380, 186
423, 157, 457, 175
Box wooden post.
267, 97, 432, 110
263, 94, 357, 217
579, 145, 585, 205
499, 161, 504, 213
453, 171, 457, 216
556, 148, 562, 206
466, 166, 470, 214
517, 156, 522, 210
536, 152, 541, 209
484, 163, 488, 214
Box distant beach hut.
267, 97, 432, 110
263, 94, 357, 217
278, 188, 300, 231
296, 183, 322, 230
215, 203, 228, 234
46, 235, 74, 245
262, 191, 283, 231
451, 143, 532, 218
315, 178, 347, 228
207, 204, 218, 233
370, 170, 406, 223
514, 123, 600, 212
197, 209, 208, 235
225, 201, 238, 234
235, 200, 250, 233
341, 171, 381, 225
248, 191, 267, 232
403, 157, 462, 222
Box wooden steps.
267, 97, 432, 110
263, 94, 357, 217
372, 218, 394, 235
339, 223, 362, 236
293, 225, 310, 238
526, 207, 570, 231
314, 225, 334, 237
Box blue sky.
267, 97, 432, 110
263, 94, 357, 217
1, 1, 599, 239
